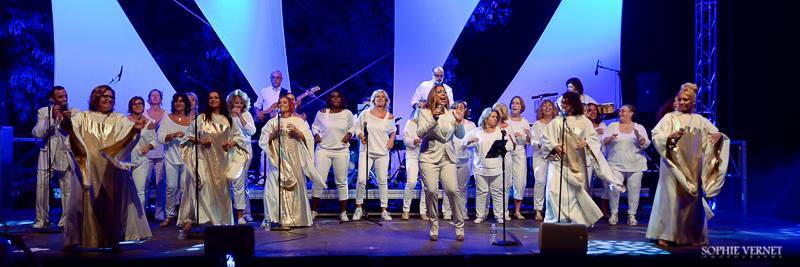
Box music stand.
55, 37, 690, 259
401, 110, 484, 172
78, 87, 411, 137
486, 138, 522, 246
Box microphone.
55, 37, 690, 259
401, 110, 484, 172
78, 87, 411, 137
594, 60, 600, 76
394, 117, 402, 123
501, 129, 507, 137
531, 93, 558, 99
362, 121, 369, 137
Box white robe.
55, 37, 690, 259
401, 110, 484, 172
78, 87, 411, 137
259, 115, 324, 227
177, 114, 246, 226
541, 115, 624, 226
646, 112, 730, 245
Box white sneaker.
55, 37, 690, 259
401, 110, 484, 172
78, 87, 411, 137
237, 217, 247, 225
627, 214, 638, 226
456, 228, 465, 241
497, 218, 505, 224
381, 210, 392, 221
473, 217, 484, 224
311, 211, 317, 220
443, 213, 452, 220
339, 212, 350, 222
608, 213, 618, 225
352, 208, 363, 221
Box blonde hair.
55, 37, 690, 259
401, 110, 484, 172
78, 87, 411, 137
492, 103, 509, 122
226, 89, 251, 111
478, 108, 499, 129
370, 89, 390, 107
536, 99, 557, 120
677, 82, 698, 111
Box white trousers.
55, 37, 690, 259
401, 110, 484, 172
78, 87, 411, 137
356, 153, 390, 208
232, 154, 253, 210
442, 162, 470, 218
532, 156, 548, 211
131, 161, 151, 214
163, 160, 184, 219
511, 149, 528, 200
420, 160, 464, 232
312, 148, 351, 201
608, 170, 643, 215
402, 154, 427, 213
35, 168, 73, 227
474, 173, 505, 220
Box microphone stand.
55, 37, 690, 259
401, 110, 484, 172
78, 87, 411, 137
270, 112, 290, 231
188, 115, 203, 239
557, 114, 567, 223
344, 120, 381, 226
493, 129, 521, 246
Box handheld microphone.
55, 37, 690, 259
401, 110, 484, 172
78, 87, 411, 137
594, 60, 600, 76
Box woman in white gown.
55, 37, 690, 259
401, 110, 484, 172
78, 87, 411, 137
178, 91, 247, 231
507, 96, 532, 220
646, 83, 729, 247
260, 95, 324, 227
541, 92, 625, 226
62, 85, 149, 251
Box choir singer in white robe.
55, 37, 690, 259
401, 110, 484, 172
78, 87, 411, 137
541, 92, 625, 227
260, 95, 325, 227
646, 83, 729, 247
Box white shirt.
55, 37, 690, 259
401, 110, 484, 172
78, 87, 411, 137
253, 86, 288, 111
157, 115, 189, 165
143, 111, 165, 159
464, 128, 514, 176
355, 109, 396, 157
409, 79, 454, 107
402, 119, 421, 158
233, 111, 257, 152
530, 119, 552, 158
604, 122, 650, 172
312, 109, 354, 150
506, 117, 531, 151
453, 120, 477, 164
131, 116, 158, 166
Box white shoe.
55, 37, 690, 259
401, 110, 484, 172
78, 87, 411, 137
401, 212, 410, 220
443, 213, 452, 220
381, 210, 392, 221
608, 213, 618, 225
260, 220, 270, 229
339, 212, 350, 222
352, 208, 363, 221
474, 217, 484, 224
456, 228, 465, 241
497, 218, 504, 224
311, 211, 317, 220
237, 217, 247, 225
627, 214, 638, 226
420, 213, 430, 221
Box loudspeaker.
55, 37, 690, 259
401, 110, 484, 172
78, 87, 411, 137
539, 222, 588, 254
204, 225, 255, 257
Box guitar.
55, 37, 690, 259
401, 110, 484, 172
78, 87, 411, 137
264, 86, 321, 118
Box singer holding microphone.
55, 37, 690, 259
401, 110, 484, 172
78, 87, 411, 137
32, 86, 79, 229
353, 89, 396, 221
541, 92, 624, 227
417, 85, 466, 241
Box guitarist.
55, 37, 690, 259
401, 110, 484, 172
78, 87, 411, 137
254, 70, 293, 122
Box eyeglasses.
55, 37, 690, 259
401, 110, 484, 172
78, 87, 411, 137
100, 94, 115, 100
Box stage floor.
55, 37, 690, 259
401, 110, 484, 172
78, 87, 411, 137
2, 210, 798, 266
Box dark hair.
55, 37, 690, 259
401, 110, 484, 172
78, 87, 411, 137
326, 89, 347, 110
561, 91, 584, 115
88, 85, 115, 113
171, 93, 189, 115
49, 86, 65, 99
510, 96, 526, 113
656, 98, 674, 121
566, 77, 584, 95
128, 96, 145, 114
425, 85, 450, 111
450, 100, 470, 118
202, 90, 232, 125
621, 104, 637, 120
148, 89, 163, 100
586, 103, 602, 124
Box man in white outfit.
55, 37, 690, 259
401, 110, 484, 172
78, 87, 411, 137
31, 86, 79, 229
409, 66, 454, 109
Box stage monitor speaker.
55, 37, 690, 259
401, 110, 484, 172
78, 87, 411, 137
204, 225, 254, 257
539, 222, 588, 254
